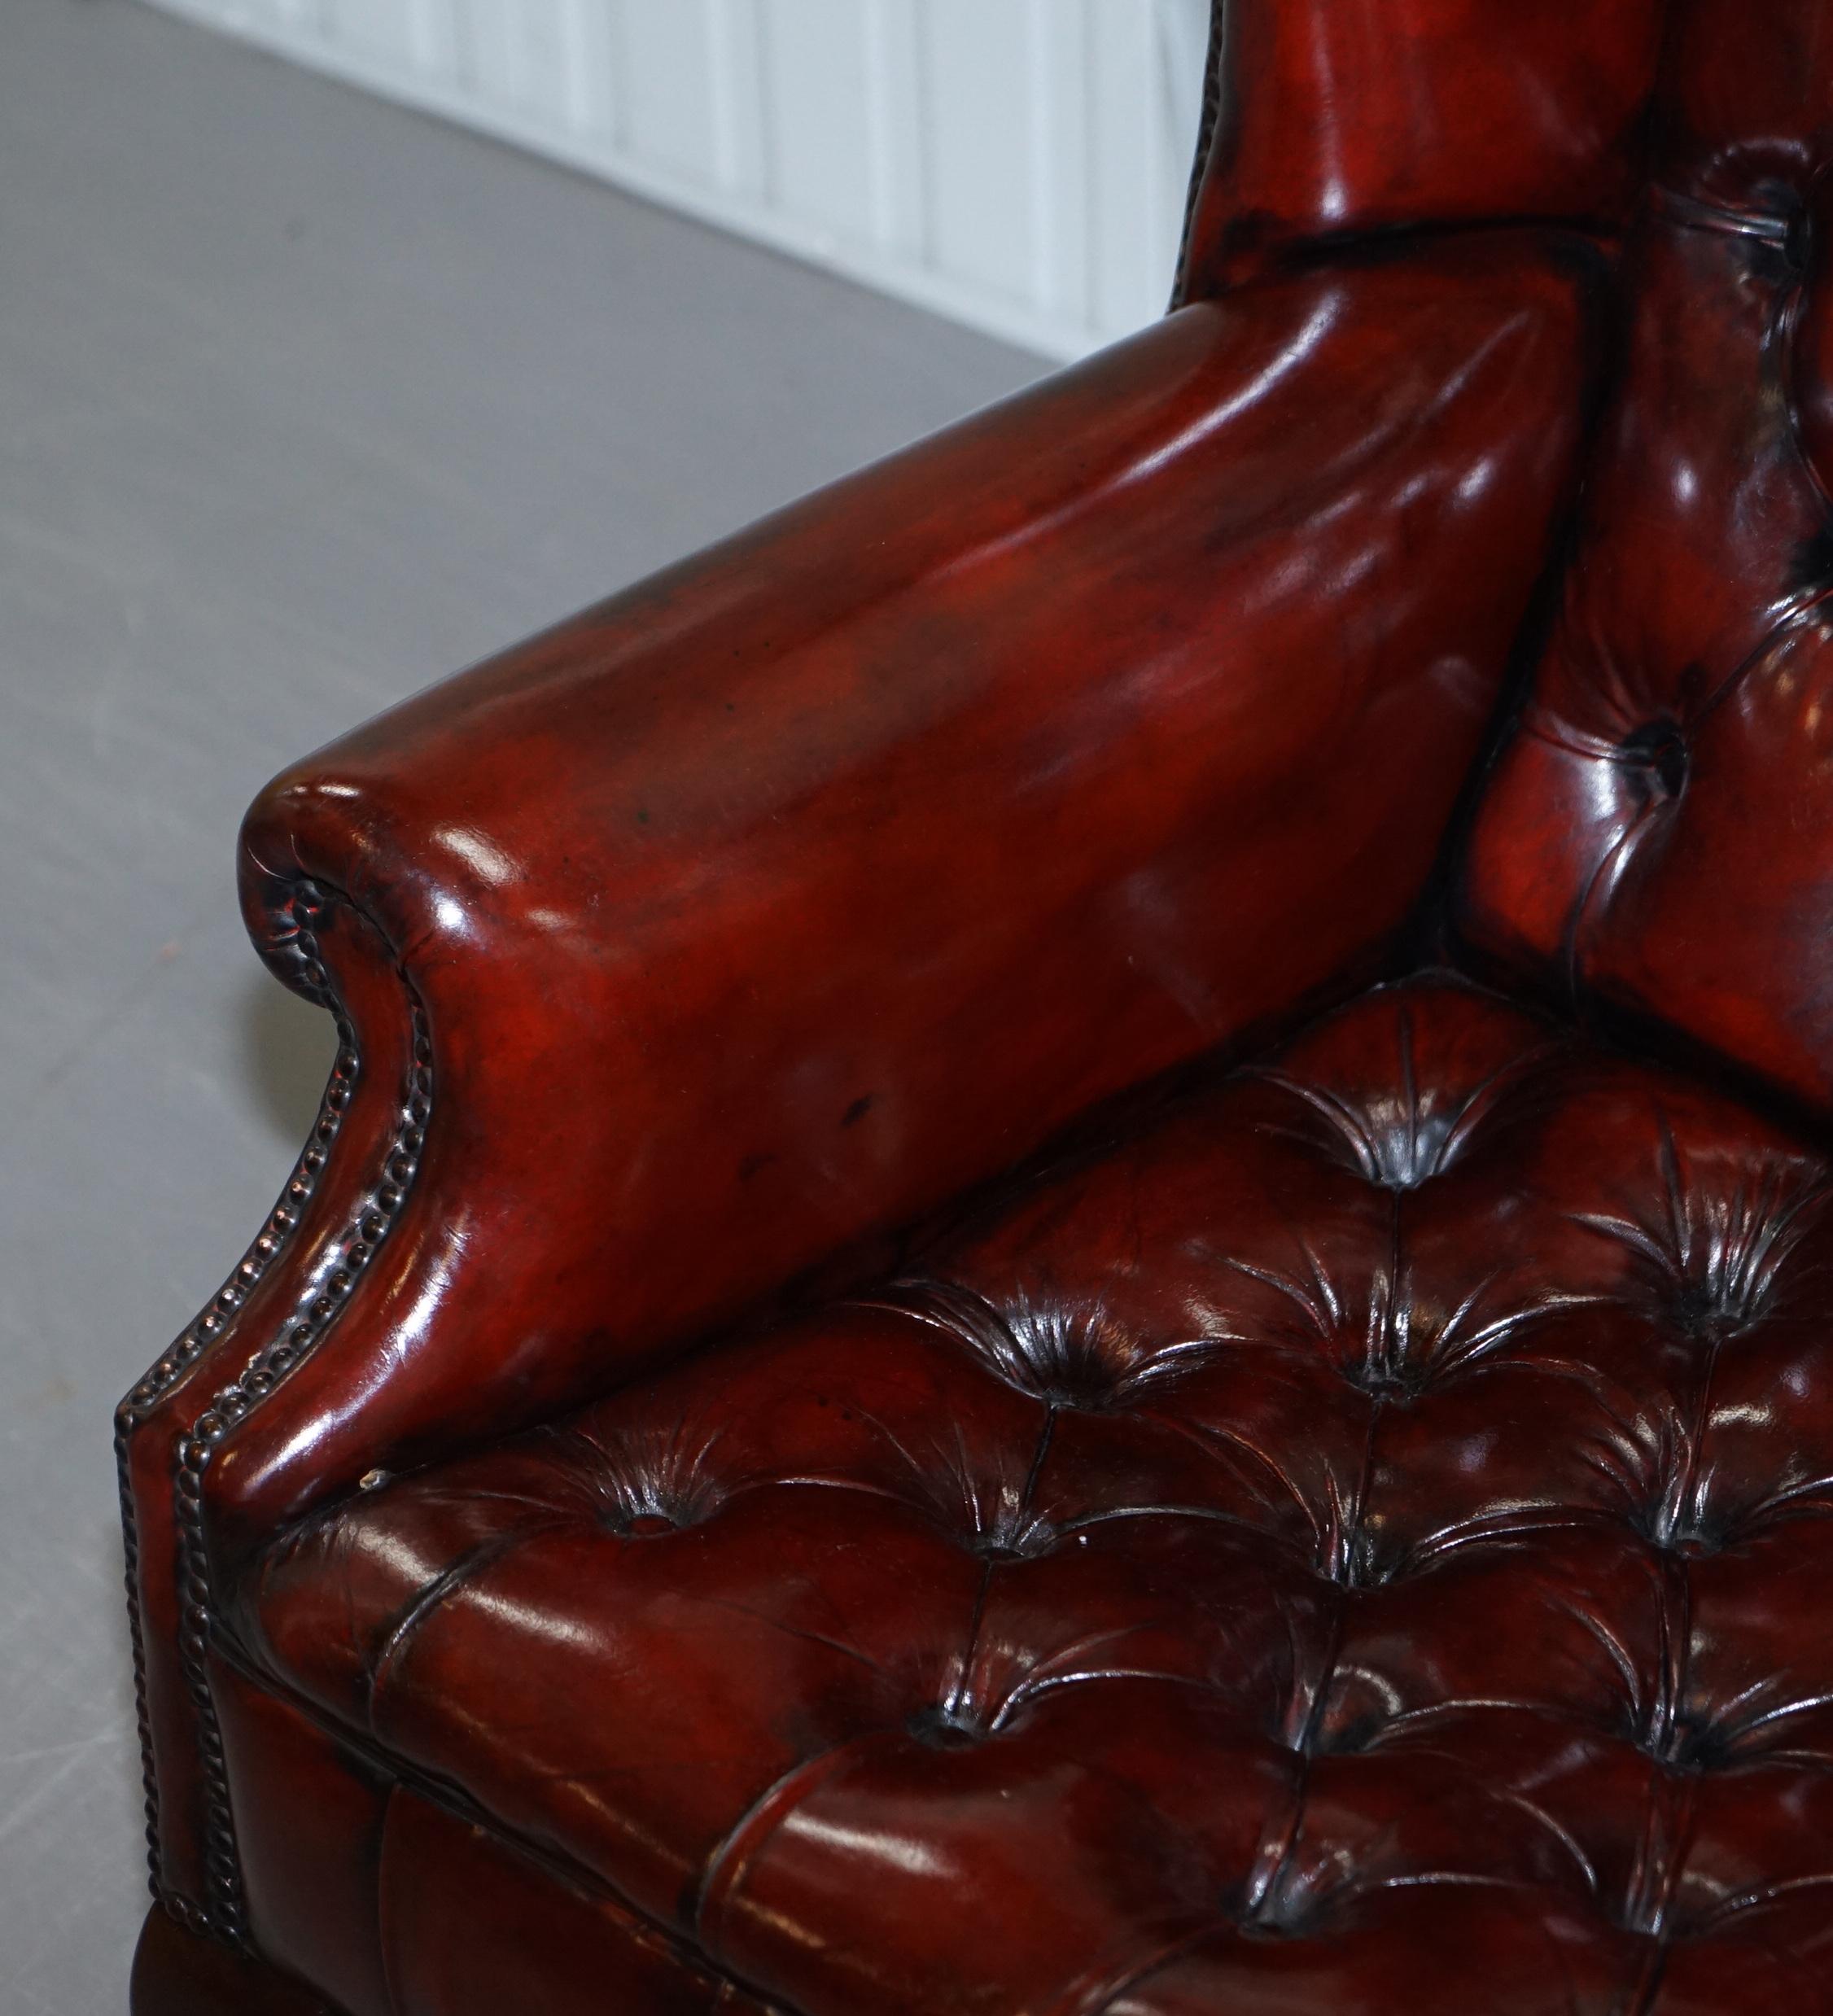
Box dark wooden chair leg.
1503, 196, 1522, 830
130, 1904, 343, 2016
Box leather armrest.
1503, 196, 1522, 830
209, 233, 1603, 1548
122, 233, 1600, 1915
182, 235, 1605, 1548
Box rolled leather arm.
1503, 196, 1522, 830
122, 232, 1600, 1919
212, 232, 1605, 1550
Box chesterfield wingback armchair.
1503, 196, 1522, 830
119, 2, 1833, 2010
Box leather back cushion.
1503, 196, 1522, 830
1179, 0, 1667, 291
1461, 0, 1833, 1112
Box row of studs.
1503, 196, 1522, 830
112, 881, 355, 1926
182, 884, 431, 1941
117, 882, 433, 1943
113, 886, 352, 1436
179, 888, 431, 1939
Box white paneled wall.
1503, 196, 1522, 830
138, 0, 1214, 358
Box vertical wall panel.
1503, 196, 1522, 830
462, 0, 579, 123
619, 1, 719, 184
409, 0, 461, 84
862, 0, 929, 261
921, 0, 1035, 301
228, 0, 326, 32
1087, 0, 1166, 337
136, 0, 1210, 359
321, 0, 422, 68
707, 0, 768, 199
759, 0, 877, 248
1031, 0, 1093, 328
553, 0, 609, 137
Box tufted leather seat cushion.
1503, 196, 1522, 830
238, 976, 1833, 2015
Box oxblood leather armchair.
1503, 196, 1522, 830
118, 2, 1833, 2010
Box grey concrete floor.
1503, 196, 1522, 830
0, 2, 1043, 2004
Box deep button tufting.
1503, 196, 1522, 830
905, 1703, 994, 1749
1301, 1707, 1388, 1758
1618, 715, 1690, 801
892, 1281, 1162, 1413
239, 977, 1833, 2016
1236, 1879, 1328, 1943
1295, 1082, 1459, 1191
1244, 991, 1555, 1197
1638, 1710, 1735, 1778
1574, 1129, 1828, 1338
130, 11, 1833, 2005
961, 1514, 1057, 1563
1315, 1524, 1392, 1592
858, 1407, 1061, 1560
1638, 1498, 1733, 1559
1461, 118, 1833, 1126
1336, 1357, 1427, 1405
1253, 1066, 1462, 1191
540, 1421, 729, 1536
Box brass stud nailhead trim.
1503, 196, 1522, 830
114, 881, 432, 1945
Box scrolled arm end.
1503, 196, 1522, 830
128, 238, 1602, 1921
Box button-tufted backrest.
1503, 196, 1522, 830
1459, 0, 1833, 1113
1175, 0, 1668, 295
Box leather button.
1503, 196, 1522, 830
906, 1704, 991, 1749
962, 1519, 1056, 1562
1619, 716, 1689, 800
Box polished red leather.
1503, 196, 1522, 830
1459, 4, 1833, 1114
119, 4, 1833, 2012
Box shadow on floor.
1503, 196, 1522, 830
234, 968, 342, 1152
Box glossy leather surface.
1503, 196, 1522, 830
378, 1791, 777, 2016
125, 218, 1599, 1940
239, 977, 1833, 2014
1177, 0, 1667, 292
120, 3, 1833, 2009
217, 238, 1593, 1550
1462, 0, 1833, 1113
208, 1647, 773, 2016
1663, 0, 1833, 212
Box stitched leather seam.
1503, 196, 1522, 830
207, 1632, 795, 2014
363, 1533, 526, 1734
1040, 1911, 1234, 2016
1562, 798, 1660, 1009
1238, 1353, 1386, 1926
691, 1731, 886, 1957
1623, 1763, 1697, 2013
1044, 1914, 1223, 2016
694, 1401, 1062, 1968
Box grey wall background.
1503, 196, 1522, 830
138, 0, 1214, 360
0, 0, 1043, 2004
